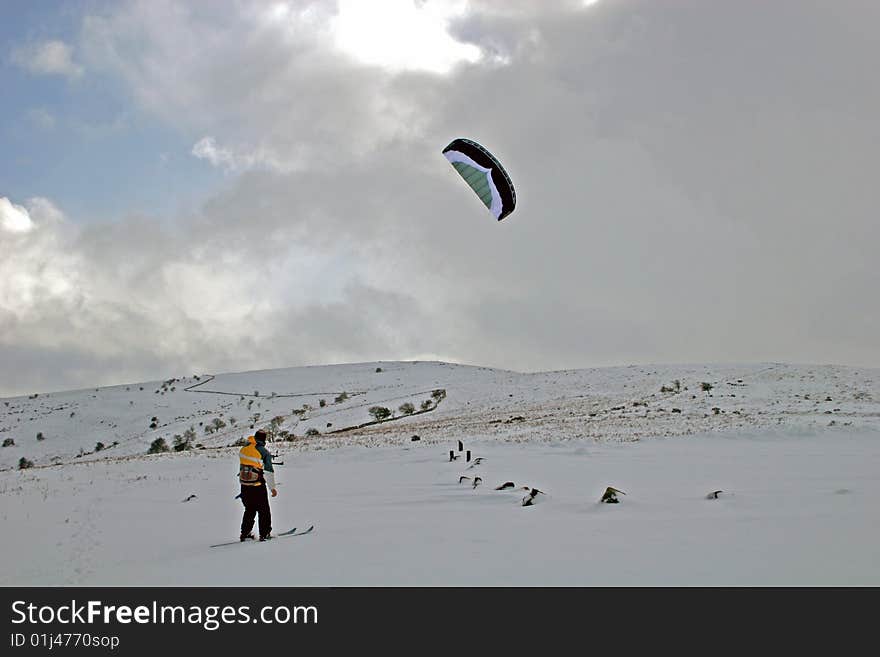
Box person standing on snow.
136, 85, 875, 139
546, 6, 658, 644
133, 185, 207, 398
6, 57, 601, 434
238, 428, 277, 541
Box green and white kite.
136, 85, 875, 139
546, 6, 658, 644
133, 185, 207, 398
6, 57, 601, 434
442, 138, 516, 221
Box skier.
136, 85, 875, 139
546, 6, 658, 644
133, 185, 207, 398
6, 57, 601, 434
238, 428, 277, 541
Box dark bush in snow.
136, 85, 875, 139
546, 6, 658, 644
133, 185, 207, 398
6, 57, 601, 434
369, 406, 392, 421
173, 435, 192, 452
148, 438, 169, 454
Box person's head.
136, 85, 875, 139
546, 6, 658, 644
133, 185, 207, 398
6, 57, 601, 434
254, 429, 267, 443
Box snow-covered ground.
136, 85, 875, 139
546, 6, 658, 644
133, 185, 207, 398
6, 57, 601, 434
1, 361, 878, 585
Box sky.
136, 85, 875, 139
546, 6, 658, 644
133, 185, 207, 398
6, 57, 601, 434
1, 0, 879, 397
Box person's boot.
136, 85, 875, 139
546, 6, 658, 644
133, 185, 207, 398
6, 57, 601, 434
240, 532, 254, 542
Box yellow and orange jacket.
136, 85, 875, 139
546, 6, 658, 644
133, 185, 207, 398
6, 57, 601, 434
239, 436, 276, 488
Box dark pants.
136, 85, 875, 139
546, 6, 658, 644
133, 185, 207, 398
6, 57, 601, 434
240, 484, 272, 538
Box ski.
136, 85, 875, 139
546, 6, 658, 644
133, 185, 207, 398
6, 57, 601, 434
278, 525, 314, 538
210, 527, 296, 548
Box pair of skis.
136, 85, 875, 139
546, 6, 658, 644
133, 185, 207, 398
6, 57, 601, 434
210, 525, 314, 548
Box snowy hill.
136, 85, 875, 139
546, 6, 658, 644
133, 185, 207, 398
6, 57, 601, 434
1, 361, 879, 585
2, 361, 877, 471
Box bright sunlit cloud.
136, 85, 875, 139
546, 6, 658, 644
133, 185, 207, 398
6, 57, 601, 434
330, 0, 481, 73
0, 197, 34, 233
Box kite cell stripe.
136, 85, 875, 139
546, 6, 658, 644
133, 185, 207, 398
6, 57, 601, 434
442, 138, 516, 221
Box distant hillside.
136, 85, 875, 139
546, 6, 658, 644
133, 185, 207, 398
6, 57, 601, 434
2, 361, 878, 471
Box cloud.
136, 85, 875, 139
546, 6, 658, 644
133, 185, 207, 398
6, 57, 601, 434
191, 137, 235, 170
330, 0, 481, 73
191, 136, 289, 173
0, 197, 35, 233
11, 40, 84, 78
0, 190, 434, 396
81, 0, 438, 171
4, 0, 880, 396
0, 199, 72, 310
25, 108, 57, 130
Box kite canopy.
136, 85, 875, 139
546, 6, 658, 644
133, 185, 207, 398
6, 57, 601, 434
442, 138, 516, 221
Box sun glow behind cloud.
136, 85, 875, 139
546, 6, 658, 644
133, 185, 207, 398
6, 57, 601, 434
329, 0, 481, 73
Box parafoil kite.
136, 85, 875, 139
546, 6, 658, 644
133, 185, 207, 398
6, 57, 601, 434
442, 138, 516, 221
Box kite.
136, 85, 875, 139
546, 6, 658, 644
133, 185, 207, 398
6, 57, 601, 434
442, 138, 516, 221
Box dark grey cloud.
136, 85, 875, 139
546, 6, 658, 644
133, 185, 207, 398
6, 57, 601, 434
3, 0, 878, 396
